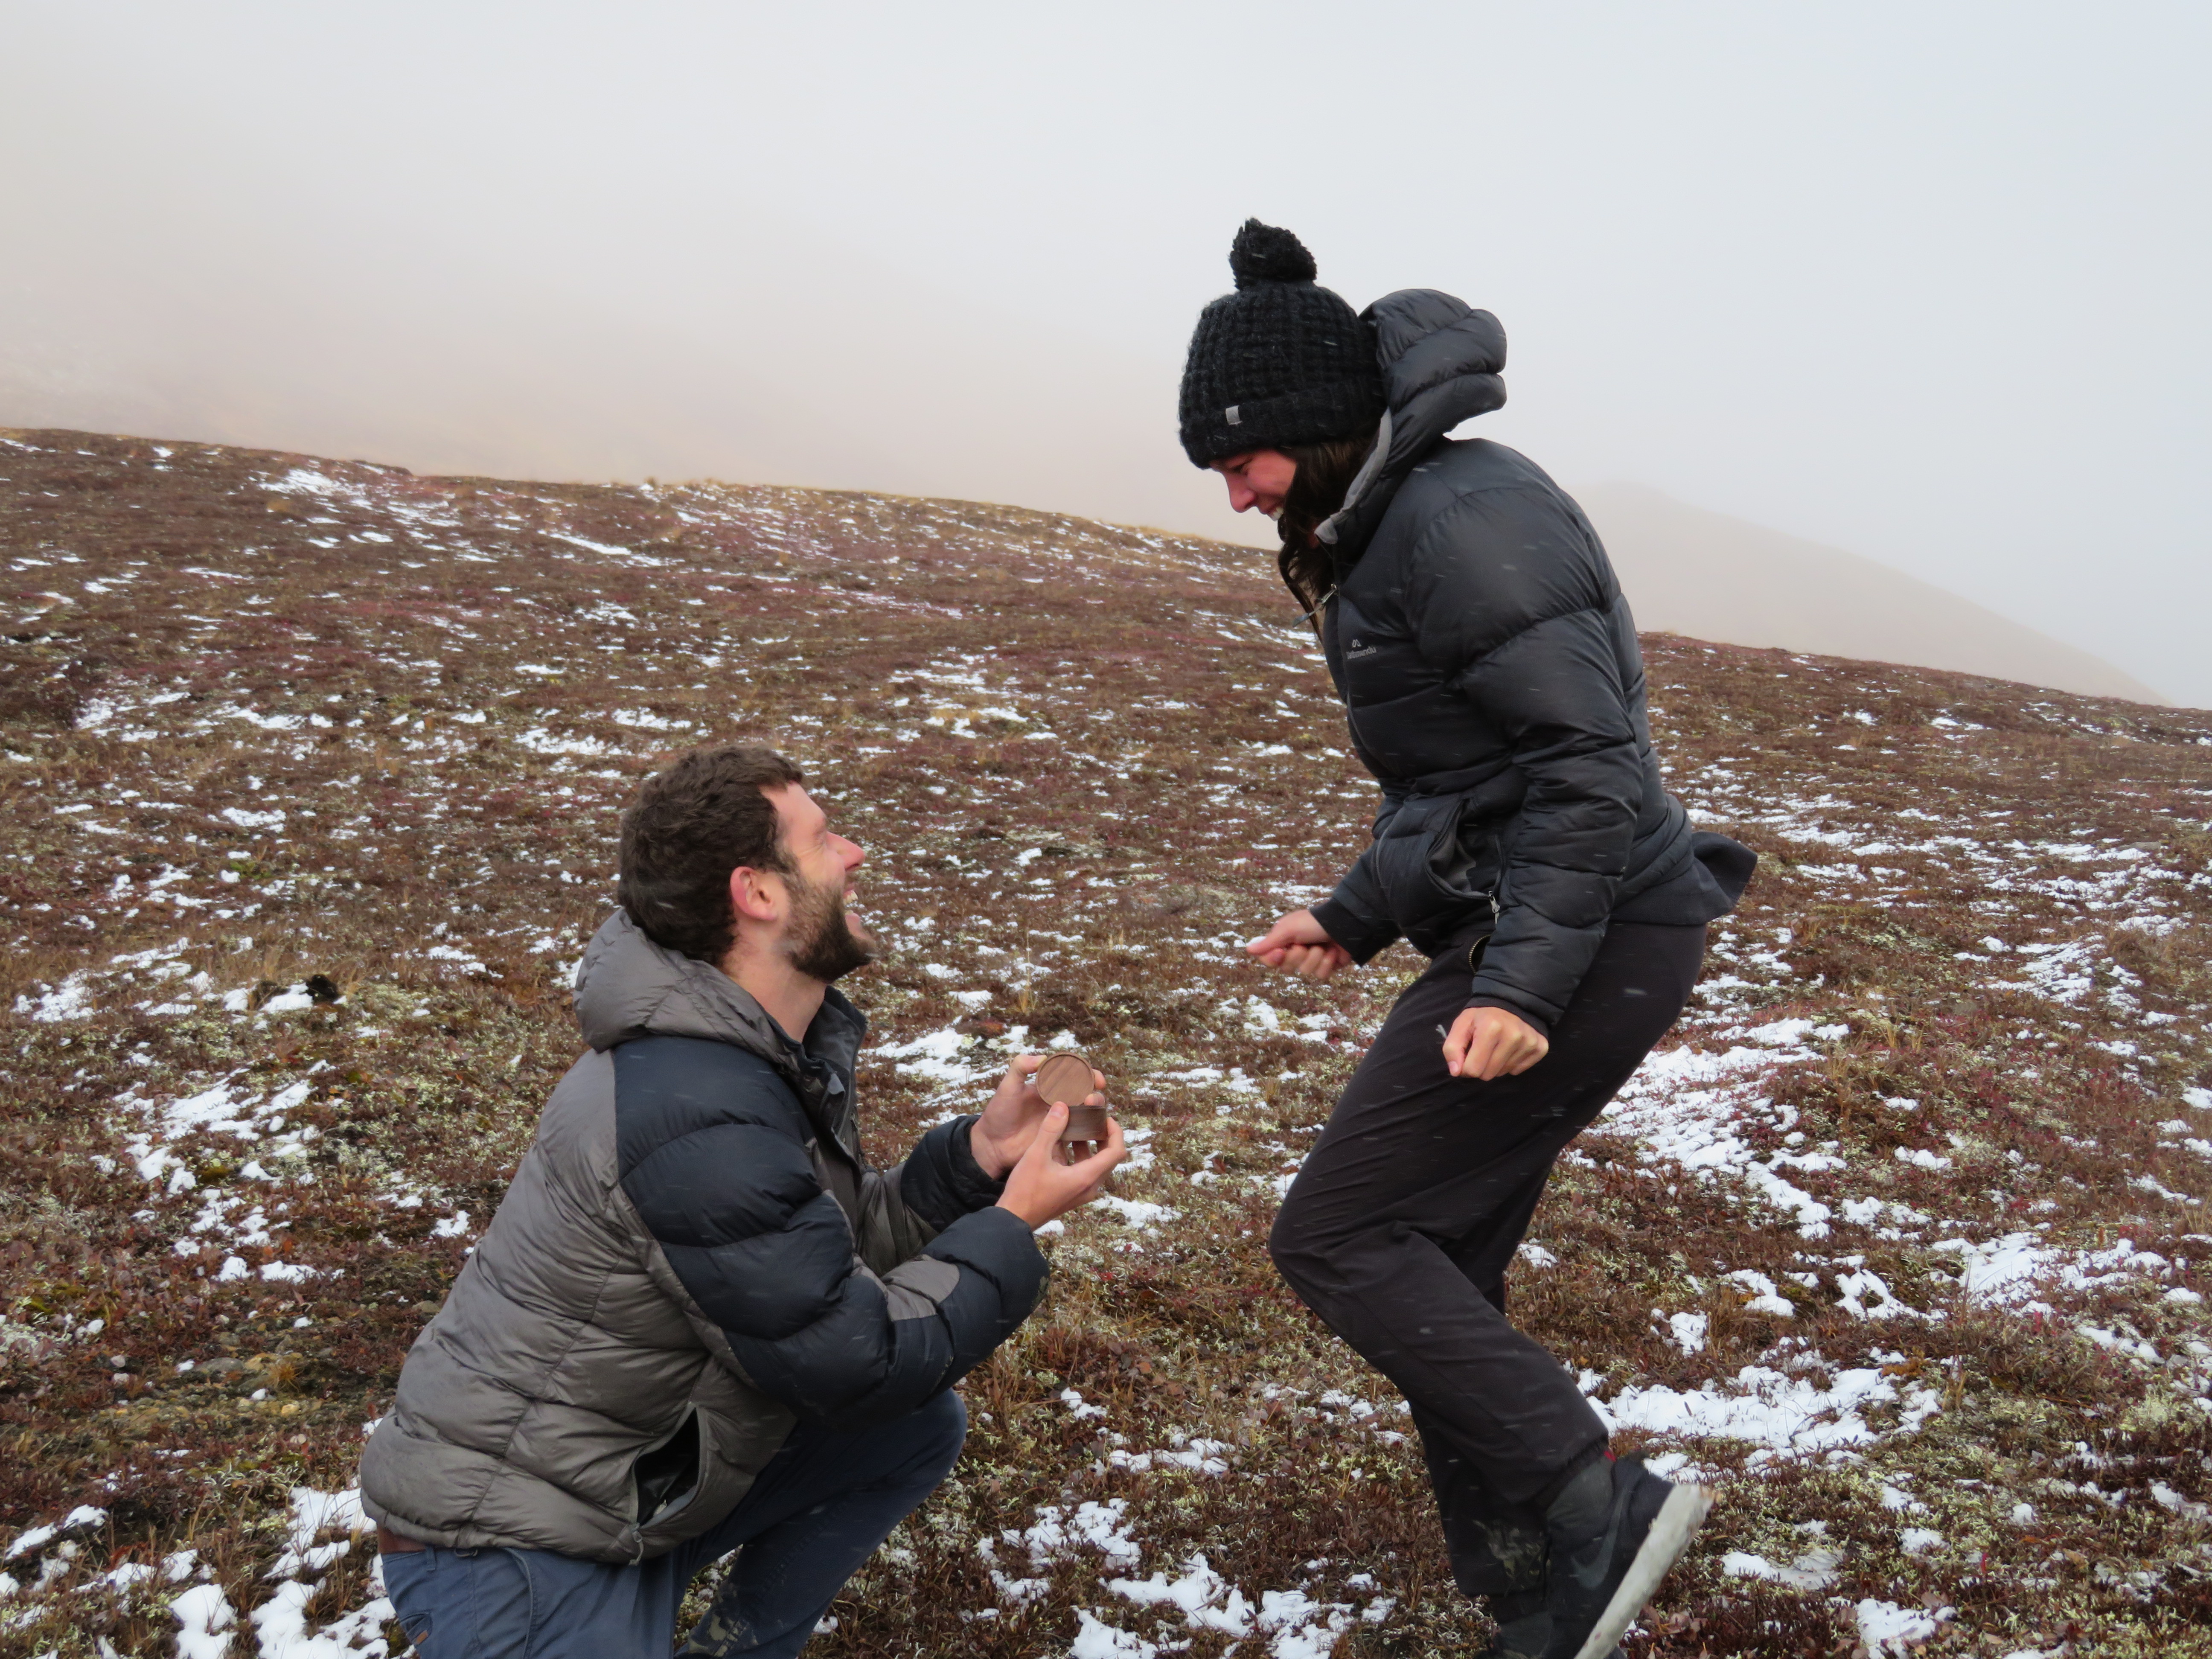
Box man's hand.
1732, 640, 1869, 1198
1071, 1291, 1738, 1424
1246, 908, 1353, 983
969, 1054, 1107, 1179
996, 1104, 1127, 1229
1443, 1005, 1549, 1081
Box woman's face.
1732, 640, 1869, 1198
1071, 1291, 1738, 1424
1210, 450, 1297, 518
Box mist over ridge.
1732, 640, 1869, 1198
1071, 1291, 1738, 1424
5, 2, 2204, 704
0, 166, 2161, 707
1580, 485, 2163, 704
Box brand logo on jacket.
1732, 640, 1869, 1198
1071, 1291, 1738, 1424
1345, 636, 1377, 659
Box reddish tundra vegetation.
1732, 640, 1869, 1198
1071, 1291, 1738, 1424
2, 428, 2209, 1657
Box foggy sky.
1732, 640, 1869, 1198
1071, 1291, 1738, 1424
6, 2, 2209, 703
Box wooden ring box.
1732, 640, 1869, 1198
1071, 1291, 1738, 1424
1034, 1051, 1108, 1144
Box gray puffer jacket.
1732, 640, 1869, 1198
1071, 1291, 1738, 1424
1306, 288, 1729, 1028
358, 912, 1046, 1562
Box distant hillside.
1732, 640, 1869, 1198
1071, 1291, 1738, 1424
3, 428, 2209, 1656
1579, 482, 2161, 704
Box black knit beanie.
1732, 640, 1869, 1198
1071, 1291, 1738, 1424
1178, 220, 1385, 468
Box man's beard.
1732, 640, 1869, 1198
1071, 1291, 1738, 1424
784, 868, 879, 983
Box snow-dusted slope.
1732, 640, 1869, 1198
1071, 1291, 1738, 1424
3, 429, 2209, 1656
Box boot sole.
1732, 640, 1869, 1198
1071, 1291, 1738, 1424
1568, 1482, 1712, 1659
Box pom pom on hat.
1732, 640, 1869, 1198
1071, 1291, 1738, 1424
1179, 220, 1382, 466
1228, 219, 1318, 288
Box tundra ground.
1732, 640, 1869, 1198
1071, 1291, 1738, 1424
3, 429, 2209, 1657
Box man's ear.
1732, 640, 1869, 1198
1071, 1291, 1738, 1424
728, 864, 784, 927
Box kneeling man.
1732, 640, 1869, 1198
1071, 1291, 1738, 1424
361, 742, 1122, 1657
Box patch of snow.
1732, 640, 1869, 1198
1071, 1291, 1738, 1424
1069, 1611, 1165, 1657
1592, 1363, 1940, 1456
1107, 1554, 1253, 1634
1721, 1546, 1841, 1589
1854, 1598, 1947, 1655
871, 1026, 995, 1087
1014, 1497, 1143, 1571
1723, 1269, 1795, 1317
1605, 1025, 1845, 1235
16, 973, 94, 1021
1931, 1233, 2172, 1307
1091, 1193, 1179, 1232
1060, 1388, 1107, 1421
171, 1581, 238, 1658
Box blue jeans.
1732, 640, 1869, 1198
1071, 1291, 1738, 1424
381, 1391, 966, 1659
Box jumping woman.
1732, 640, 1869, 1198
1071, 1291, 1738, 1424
1178, 222, 1755, 1659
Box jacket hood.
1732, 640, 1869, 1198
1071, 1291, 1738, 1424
572, 910, 867, 1104
1318, 289, 1507, 556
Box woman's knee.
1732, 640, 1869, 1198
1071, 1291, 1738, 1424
1267, 1189, 1345, 1291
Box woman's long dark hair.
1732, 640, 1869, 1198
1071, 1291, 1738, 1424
1275, 423, 1382, 626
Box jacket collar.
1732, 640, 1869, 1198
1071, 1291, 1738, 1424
572, 909, 868, 1155
1316, 288, 1508, 564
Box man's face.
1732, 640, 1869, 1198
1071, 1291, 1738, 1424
1211, 449, 1298, 518
763, 783, 878, 981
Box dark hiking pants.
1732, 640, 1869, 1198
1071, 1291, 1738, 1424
1268, 921, 1707, 1604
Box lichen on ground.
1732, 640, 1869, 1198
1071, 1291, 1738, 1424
2, 428, 2209, 1656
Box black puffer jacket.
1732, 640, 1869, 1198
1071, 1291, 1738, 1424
1306, 289, 1717, 1030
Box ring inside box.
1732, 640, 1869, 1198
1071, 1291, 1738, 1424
1035, 1052, 1107, 1143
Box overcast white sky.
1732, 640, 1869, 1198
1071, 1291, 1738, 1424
6, 2, 2209, 701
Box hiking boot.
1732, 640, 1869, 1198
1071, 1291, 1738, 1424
1476, 1607, 1551, 1659
1540, 1455, 1710, 1659
1476, 1607, 1623, 1659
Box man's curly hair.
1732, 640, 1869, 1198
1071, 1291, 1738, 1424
618, 742, 803, 961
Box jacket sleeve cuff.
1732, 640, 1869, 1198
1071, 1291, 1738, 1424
897, 1115, 1006, 1229
1464, 995, 1552, 1039
943, 1114, 1007, 1208
1310, 896, 1400, 965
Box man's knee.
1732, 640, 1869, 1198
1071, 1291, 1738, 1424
912, 1388, 966, 1479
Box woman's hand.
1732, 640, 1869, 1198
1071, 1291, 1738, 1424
970, 1054, 1108, 1178
1443, 1005, 1548, 1080
995, 1104, 1127, 1229
1246, 908, 1353, 983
